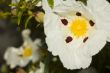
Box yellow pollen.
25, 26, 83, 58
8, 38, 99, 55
69, 17, 88, 37
22, 47, 32, 58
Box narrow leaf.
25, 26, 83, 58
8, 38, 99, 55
25, 15, 32, 28
18, 12, 23, 25
47, 0, 54, 8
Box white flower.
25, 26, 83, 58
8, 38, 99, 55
42, 0, 110, 69
4, 29, 41, 69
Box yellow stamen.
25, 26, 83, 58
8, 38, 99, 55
22, 47, 32, 58
69, 17, 88, 37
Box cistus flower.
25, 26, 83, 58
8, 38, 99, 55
42, 0, 110, 69
4, 29, 41, 69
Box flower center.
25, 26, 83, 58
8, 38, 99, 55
69, 17, 88, 37
22, 47, 32, 58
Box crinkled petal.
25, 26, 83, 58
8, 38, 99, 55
53, 1, 81, 15
58, 30, 107, 69
59, 42, 91, 69
60, 52, 91, 69
82, 30, 107, 56
44, 13, 65, 55
43, 0, 109, 70
87, 0, 110, 41
42, 0, 77, 13
53, 1, 94, 20
44, 12, 92, 69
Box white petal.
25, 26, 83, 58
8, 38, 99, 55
32, 47, 40, 62
44, 13, 91, 69
43, 6, 92, 69
32, 51, 39, 62
18, 48, 31, 67
59, 51, 82, 69
58, 30, 108, 69
31, 39, 41, 62
107, 37, 110, 42
54, 0, 76, 7
19, 58, 30, 67
44, 13, 65, 55
4, 47, 21, 69
32, 53, 39, 62
42, 0, 76, 13
54, 0, 62, 7
53, 1, 94, 21
22, 29, 31, 38
43, 0, 109, 70
53, 1, 80, 15
59, 45, 92, 69
42, 0, 52, 13
34, 39, 42, 47
83, 30, 107, 56
87, 0, 110, 41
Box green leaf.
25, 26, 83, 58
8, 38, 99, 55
47, 0, 54, 8
17, 12, 23, 25
25, 15, 32, 28
9, 3, 16, 7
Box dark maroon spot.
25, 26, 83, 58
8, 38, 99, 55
61, 19, 68, 25
65, 36, 73, 43
76, 12, 82, 16
83, 37, 88, 43
89, 20, 95, 26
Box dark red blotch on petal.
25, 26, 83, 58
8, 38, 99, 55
89, 20, 95, 26
65, 36, 73, 43
83, 37, 88, 43
76, 12, 82, 16
61, 19, 68, 25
